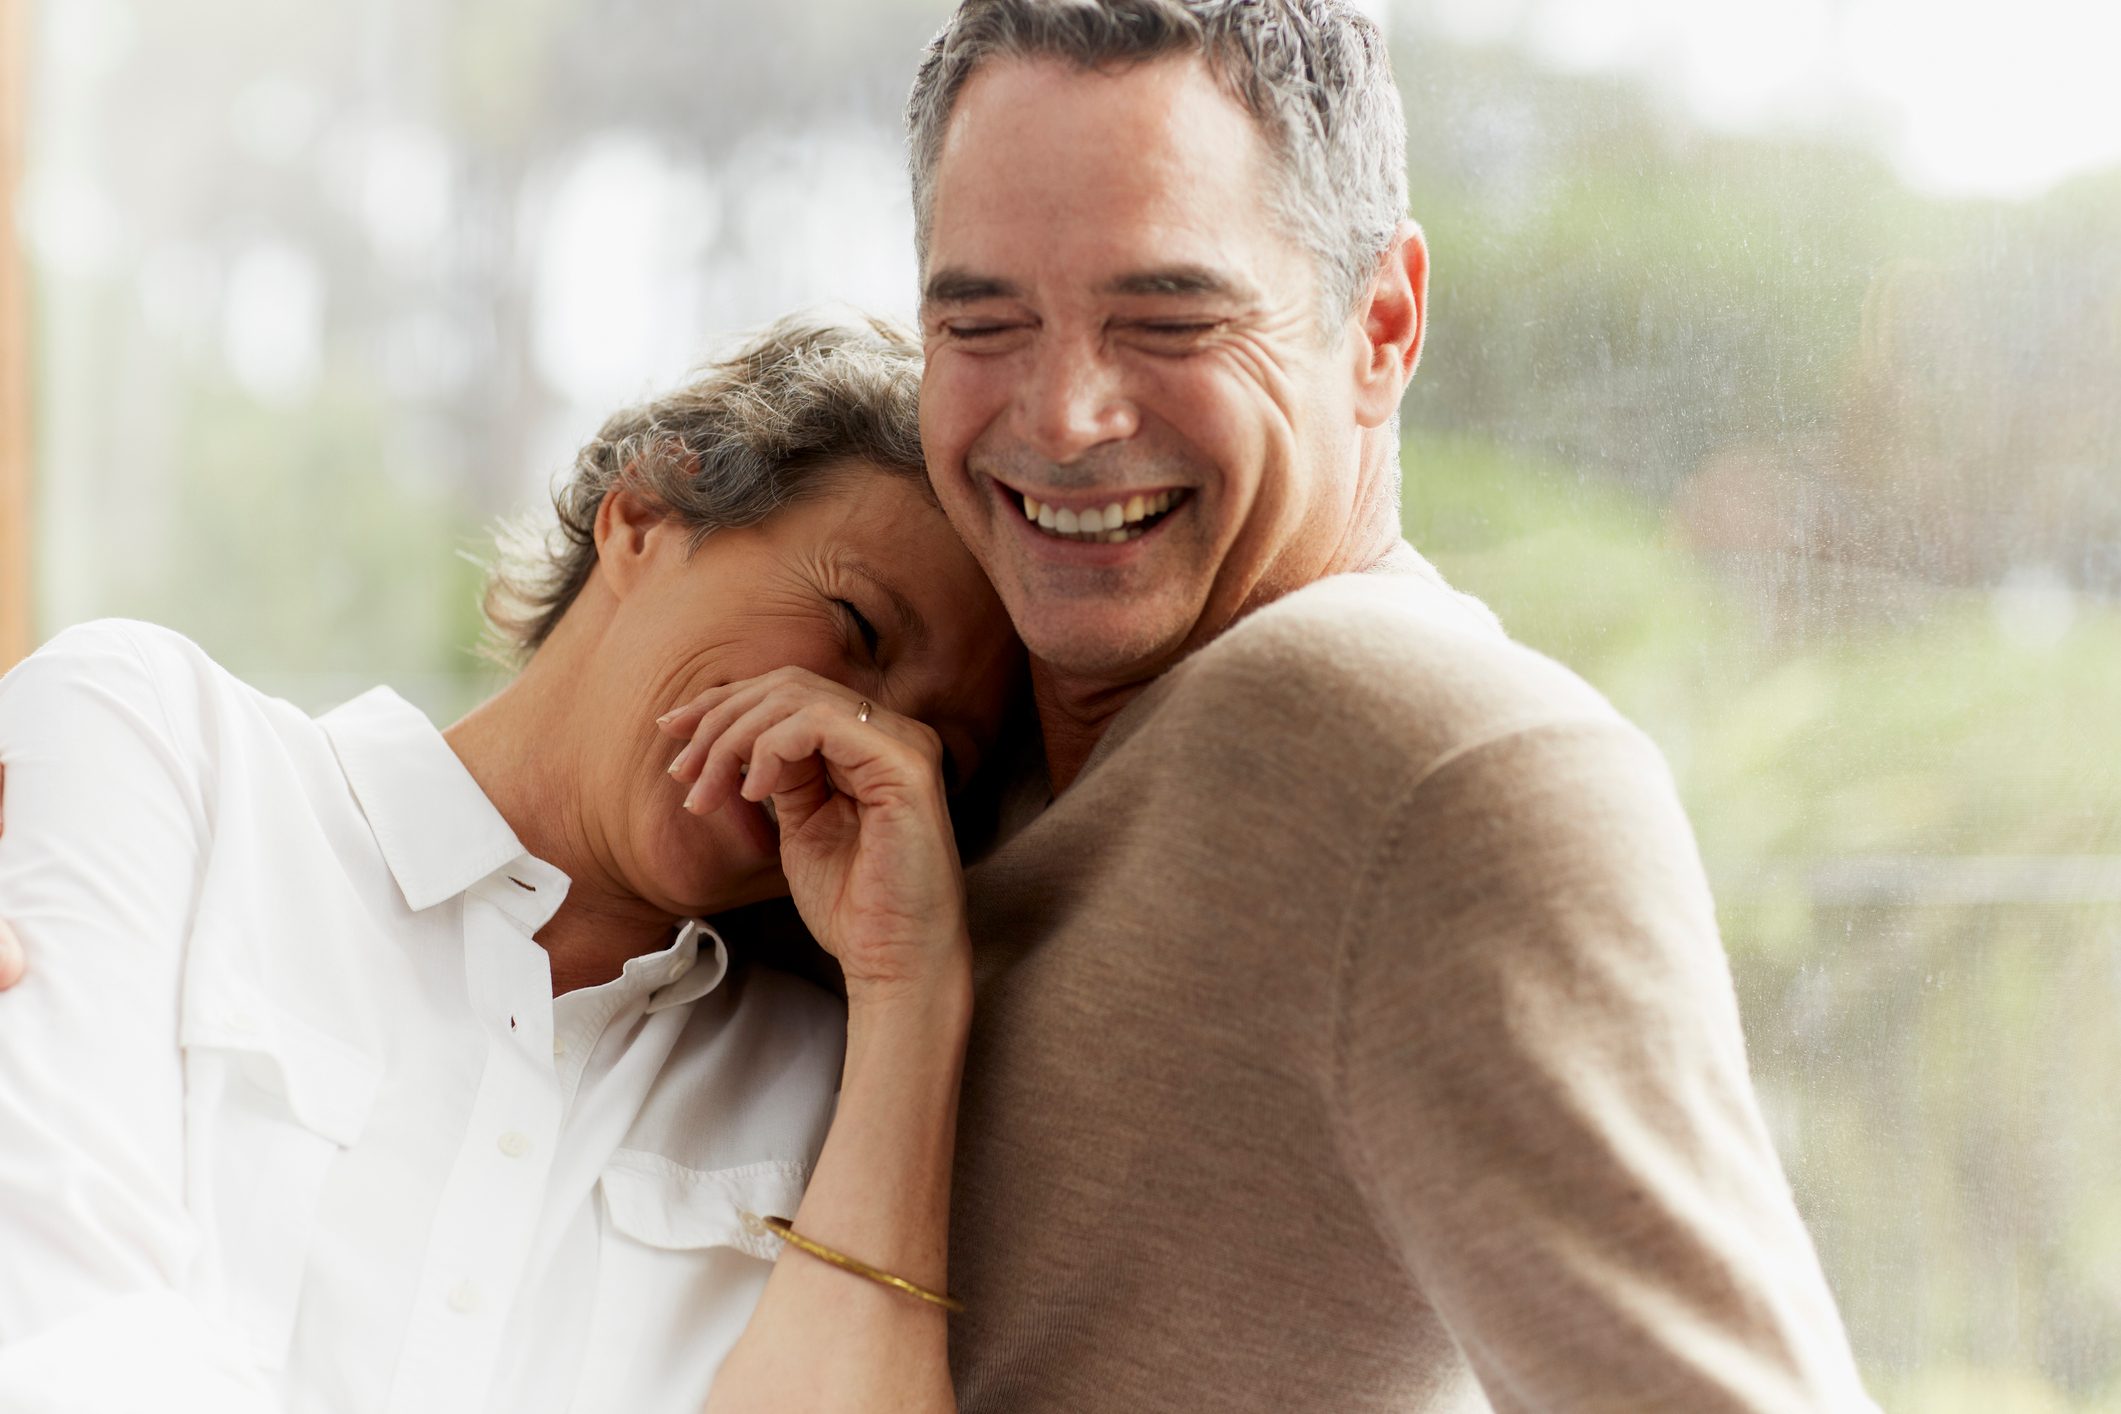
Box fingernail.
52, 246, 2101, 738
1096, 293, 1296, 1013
656, 710, 677, 725
667, 752, 684, 776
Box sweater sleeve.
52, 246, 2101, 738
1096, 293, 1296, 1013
1330, 718, 1875, 1413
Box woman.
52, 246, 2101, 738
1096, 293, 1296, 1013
0, 314, 1009, 1412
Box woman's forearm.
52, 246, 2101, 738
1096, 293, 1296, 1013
705, 962, 972, 1413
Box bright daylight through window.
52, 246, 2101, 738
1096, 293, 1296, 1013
9, 0, 2121, 1408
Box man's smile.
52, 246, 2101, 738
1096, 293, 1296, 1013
989, 476, 1194, 548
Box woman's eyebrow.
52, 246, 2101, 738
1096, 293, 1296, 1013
842, 561, 929, 652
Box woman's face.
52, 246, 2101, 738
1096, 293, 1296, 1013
585, 465, 1022, 918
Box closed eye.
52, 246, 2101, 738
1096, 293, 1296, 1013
1128, 320, 1225, 346
836, 599, 880, 658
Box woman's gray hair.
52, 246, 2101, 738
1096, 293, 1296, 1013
905, 0, 1408, 317
480, 312, 928, 662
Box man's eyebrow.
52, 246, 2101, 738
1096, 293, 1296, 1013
923, 265, 1255, 306
922, 269, 1025, 306
1102, 265, 1253, 300
843, 561, 929, 653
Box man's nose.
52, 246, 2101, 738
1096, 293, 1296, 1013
1011, 338, 1140, 464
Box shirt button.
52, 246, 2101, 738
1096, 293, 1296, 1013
497, 1131, 532, 1159
552, 1036, 568, 1059
447, 1280, 481, 1315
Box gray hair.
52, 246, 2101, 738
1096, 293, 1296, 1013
480, 312, 927, 661
905, 0, 1408, 316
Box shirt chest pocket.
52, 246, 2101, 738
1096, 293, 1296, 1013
561, 1154, 813, 1414
180, 972, 380, 1372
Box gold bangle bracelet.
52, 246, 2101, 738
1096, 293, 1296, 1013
741, 1211, 965, 1314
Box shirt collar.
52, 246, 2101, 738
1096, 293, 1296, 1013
321, 689, 732, 1010
320, 687, 548, 914
644, 922, 731, 1014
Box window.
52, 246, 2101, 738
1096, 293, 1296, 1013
18, 1, 2120, 1404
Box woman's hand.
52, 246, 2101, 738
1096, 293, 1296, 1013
658, 669, 967, 999
663, 678, 965, 1413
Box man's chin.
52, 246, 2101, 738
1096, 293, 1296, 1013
1019, 612, 1192, 687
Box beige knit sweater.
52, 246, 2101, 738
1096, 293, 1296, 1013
947, 546, 1872, 1413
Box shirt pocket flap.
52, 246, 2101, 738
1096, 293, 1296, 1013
598, 1150, 813, 1261
181, 974, 381, 1147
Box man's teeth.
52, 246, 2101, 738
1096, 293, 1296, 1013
1020, 490, 1180, 543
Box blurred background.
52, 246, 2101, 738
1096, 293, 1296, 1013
4, 0, 2119, 1407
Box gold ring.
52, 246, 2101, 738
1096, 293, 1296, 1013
855, 699, 872, 724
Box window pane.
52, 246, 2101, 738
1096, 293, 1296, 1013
1397, 4, 2121, 1409
22, 1, 2119, 1405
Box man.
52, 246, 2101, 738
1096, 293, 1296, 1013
1, 4, 1873, 1410
908, 2, 1873, 1410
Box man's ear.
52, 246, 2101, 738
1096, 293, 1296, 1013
591, 485, 670, 601
1350, 219, 1428, 430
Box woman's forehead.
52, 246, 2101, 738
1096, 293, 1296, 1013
783, 467, 939, 538
797, 476, 971, 581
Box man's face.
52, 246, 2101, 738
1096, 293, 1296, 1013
919, 55, 1377, 688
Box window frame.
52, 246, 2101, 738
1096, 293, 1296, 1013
0, 0, 31, 672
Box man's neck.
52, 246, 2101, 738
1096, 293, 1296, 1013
1035, 515, 1407, 794
1031, 667, 1151, 795
443, 664, 678, 995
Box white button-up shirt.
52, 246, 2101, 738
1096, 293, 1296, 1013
0, 621, 846, 1413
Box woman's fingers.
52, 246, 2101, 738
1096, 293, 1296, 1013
655, 681, 742, 739
0, 918, 21, 991
655, 706, 701, 739
681, 675, 964, 986
739, 735, 837, 831
743, 703, 944, 847
668, 681, 773, 786
685, 685, 825, 814
684, 712, 758, 814
740, 701, 929, 805
655, 676, 768, 758
665, 669, 859, 784
688, 686, 937, 821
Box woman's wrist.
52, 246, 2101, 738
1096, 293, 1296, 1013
841, 935, 974, 1025
842, 963, 972, 1084
802, 945, 971, 1287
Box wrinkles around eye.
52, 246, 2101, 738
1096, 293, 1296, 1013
948, 324, 1019, 338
